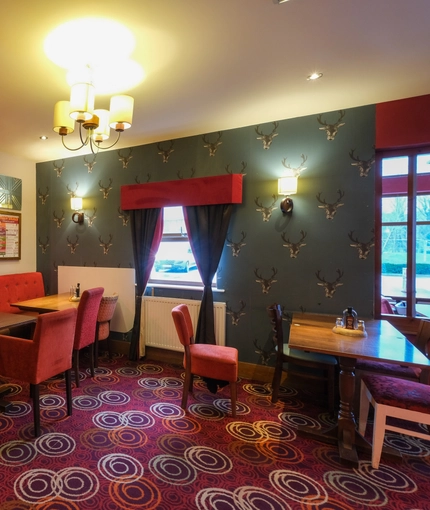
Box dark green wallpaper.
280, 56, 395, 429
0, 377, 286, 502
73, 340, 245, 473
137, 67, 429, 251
36, 104, 376, 364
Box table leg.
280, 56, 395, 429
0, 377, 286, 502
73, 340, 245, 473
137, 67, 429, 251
337, 356, 359, 465
298, 355, 401, 467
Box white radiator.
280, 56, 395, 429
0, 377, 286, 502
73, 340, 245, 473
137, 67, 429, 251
141, 296, 226, 351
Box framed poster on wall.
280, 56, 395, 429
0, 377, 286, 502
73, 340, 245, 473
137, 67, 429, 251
0, 211, 21, 259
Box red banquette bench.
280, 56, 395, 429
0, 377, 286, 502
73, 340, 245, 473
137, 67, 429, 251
0, 272, 45, 314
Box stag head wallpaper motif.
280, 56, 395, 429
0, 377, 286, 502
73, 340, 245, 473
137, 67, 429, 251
36, 105, 375, 365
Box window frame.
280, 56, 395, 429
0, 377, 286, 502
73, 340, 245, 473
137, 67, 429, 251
147, 206, 218, 290
375, 145, 430, 318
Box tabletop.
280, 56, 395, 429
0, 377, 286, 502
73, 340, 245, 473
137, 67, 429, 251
11, 293, 80, 314
290, 312, 430, 368
0, 312, 37, 330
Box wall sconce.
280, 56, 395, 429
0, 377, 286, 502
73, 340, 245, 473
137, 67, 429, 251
71, 197, 84, 224
278, 176, 298, 213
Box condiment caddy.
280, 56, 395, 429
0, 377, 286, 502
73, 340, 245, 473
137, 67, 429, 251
332, 306, 367, 337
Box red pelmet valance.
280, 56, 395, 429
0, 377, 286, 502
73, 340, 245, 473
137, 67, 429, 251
121, 174, 243, 210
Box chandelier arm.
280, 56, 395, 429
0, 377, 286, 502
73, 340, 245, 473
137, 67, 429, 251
94, 131, 122, 151
61, 137, 86, 152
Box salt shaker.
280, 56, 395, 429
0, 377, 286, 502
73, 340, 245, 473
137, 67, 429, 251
357, 320, 365, 332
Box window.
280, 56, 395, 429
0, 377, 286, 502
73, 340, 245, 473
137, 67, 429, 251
149, 206, 213, 287
376, 147, 430, 317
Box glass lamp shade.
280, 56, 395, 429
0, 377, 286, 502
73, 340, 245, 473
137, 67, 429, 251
109, 95, 134, 131
69, 83, 95, 122
91, 109, 111, 142
278, 176, 298, 196
71, 197, 82, 211
53, 101, 74, 135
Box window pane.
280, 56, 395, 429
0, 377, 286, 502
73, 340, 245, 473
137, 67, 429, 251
381, 196, 407, 223
382, 156, 408, 177
417, 154, 430, 174
416, 225, 430, 300
148, 206, 217, 287
150, 240, 202, 283
416, 195, 430, 221
381, 225, 407, 298
163, 206, 186, 235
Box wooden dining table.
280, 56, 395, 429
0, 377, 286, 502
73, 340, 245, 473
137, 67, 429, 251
11, 293, 80, 314
289, 312, 430, 467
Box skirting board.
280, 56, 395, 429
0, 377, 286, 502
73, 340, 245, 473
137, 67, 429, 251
110, 342, 275, 383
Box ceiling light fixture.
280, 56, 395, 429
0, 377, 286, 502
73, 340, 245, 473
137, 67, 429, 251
307, 72, 323, 81
53, 84, 134, 154
46, 18, 140, 155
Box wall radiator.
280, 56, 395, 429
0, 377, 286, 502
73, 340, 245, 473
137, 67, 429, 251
141, 296, 226, 351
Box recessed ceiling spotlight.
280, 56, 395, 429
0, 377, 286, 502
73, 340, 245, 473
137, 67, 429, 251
273, 0, 290, 4
40, 135, 48, 140
307, 72, 323, 81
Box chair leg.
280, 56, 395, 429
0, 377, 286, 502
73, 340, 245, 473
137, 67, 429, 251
181, 370, 192, 410
107, 334, 113, 359
230, 381, 237, 418
271, 364, 283, 403
94, 337, 99, 369
31, 383, 41, 437
358, 380, 371, 436
65, 369, 72, 416
89, 343, 95, 378
73, 350, 80, 388
372, 404, 386, 469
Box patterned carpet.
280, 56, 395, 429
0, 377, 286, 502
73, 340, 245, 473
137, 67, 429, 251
0, 353, 429, 509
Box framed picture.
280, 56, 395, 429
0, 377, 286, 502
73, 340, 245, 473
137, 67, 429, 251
0, 211, 21, 259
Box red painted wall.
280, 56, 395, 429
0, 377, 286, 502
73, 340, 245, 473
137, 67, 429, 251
376, 94, 430, 149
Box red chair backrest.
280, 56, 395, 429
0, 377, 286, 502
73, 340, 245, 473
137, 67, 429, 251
381, 297, 394, 314
172, 304, 194, 347
33, 308, 77, 382
74, 287, 104, 350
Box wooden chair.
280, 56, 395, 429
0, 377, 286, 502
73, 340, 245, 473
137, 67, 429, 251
359, 373, 430, 469
171, 304, 238, 417
0, 308, 77, 437
268, 304, 338, 412
94, 294, 119, 368
355, 318, 430, 385
73, 287, 104, 387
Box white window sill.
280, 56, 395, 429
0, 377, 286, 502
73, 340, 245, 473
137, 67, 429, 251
147, 283, 225, 292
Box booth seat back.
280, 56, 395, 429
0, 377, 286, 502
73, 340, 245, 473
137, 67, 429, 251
0, 272, 45, 313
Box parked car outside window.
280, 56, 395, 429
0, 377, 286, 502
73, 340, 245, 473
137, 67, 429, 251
154, 242, 197, 273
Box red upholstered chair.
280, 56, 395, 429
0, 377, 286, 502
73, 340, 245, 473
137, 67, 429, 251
0, 308, 77, 437
73, 287, 104, 387
359, 374, 430, 469
381, 297, 394, 314
94, 294, 119, 368
268, 304, 338, 412
172, 304, 238, 417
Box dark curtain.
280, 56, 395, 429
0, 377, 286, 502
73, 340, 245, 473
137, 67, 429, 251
129, 208, 163, 360
183, 204, 233, 345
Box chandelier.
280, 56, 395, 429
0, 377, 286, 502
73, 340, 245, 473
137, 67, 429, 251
53, 83, 134, 154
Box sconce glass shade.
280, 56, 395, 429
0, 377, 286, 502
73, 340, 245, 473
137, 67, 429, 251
109, 95, 134, 131
53, 101, 75, 135
69, 83, 95, 122
92, 109, 111, 142
278, 176, 298, 196
71, 197, 82, 211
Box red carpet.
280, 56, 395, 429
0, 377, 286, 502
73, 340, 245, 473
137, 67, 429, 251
0, 353, 429, 509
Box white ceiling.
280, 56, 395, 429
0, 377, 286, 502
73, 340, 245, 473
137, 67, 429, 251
1, 0, 430, 163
